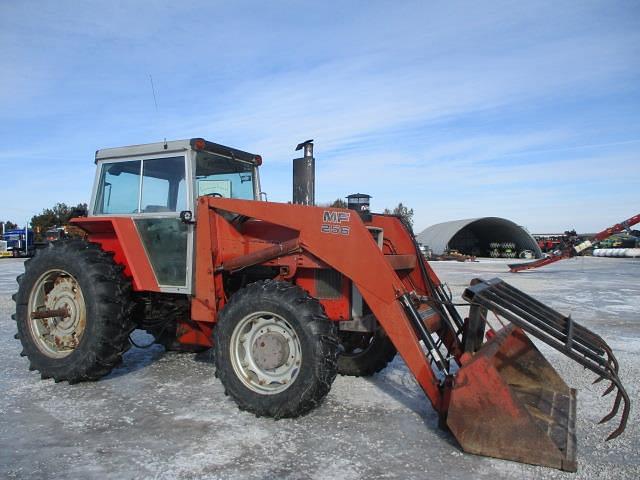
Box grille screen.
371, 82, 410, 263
315, 269, 342, 299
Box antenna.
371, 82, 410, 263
149, 74, 159, 112
149, 74, 166, 146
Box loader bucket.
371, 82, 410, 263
444, 278, 629, 472
447, 325, 577, 471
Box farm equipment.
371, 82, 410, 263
510, 214, 640, 272
2, 227, 34, 257
597, 233, 639, 249
43, 224, 85, 243
433, 249, 477, 262
12, 138, 630, 471
489, 241, 517, 258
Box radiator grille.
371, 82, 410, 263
315, 269, 342, 299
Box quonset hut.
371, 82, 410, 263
417, 217, 542, 258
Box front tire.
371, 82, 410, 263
13, 240, 135, 383
213, 280, 338, 418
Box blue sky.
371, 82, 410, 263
1, 1, 638, 233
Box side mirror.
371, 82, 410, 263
180, 210, 195, 224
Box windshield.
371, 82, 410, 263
195, 152, 256, 200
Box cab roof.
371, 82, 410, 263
94, 138, 259, 164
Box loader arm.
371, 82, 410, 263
203, 197, 446, 408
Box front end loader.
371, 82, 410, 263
12, 138, 629, 472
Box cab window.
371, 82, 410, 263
195, 152, 255, 200
95, 160, 141, 214
140, 157, 186, 213
94, 157, 186, 214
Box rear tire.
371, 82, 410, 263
337, 325, 397, 376
13, 240, 134, 383
213, 280, 338, 418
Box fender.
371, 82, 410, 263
70, 217, 160, 292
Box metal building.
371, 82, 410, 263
417, 217, 542, 258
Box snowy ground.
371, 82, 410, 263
0, 256, 638, 479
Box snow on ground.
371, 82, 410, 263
0, 257, 638, 479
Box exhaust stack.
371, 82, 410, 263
293, 139, 315, 205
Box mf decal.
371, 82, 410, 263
321, 210, 351, 236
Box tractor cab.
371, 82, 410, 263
88, 138, 263, 292
91, 138, 262, 215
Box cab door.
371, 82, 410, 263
134, 154, 193, 293
92, 153, 194, 293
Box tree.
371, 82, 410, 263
318, 198, 348, 209
30, 203, 88, 237
1, 220, 18, 231
384, 202, 414, 228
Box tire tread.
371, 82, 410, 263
13, 239, 134, 383
214, 279, 338, 419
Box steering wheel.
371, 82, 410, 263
207, 193, 224, 198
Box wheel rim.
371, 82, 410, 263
229, 311, 302, 395
27, 269, 87, 358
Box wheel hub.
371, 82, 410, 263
230, 312, 302, 394
28, 271, 86, 357
251, 332, 290, 370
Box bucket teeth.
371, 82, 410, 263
603, 386, 630, 440
602, 383, 615, 396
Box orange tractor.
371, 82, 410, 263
13, 138, 629, 471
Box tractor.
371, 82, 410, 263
13, 138, 629, 471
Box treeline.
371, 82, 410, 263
1, 203, 87, 237
30, 203, 88, 235
0, 220, 18, 231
